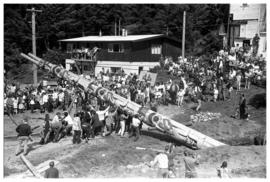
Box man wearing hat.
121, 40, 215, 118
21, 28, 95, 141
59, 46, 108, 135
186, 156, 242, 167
15, 117, 32, 155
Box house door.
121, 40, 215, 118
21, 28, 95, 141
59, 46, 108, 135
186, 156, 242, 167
243, 40, 250, 51
138, 66, 143, 74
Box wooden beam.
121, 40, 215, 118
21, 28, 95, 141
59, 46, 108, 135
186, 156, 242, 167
7, 160, 59, 178
20, 155, 43, 178
8, 115, 19, 126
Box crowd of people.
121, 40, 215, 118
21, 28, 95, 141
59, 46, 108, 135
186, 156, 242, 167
6, 44, 265, 147
5, 42, 265, 178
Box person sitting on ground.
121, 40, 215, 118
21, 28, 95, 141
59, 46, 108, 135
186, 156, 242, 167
217, 161, 231, 178
44, 161, 59, 178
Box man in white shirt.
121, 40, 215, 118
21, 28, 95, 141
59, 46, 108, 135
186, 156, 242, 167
52, 90, 58, 108
58, 90, 65, 110
149, 148, 169, 178
62, 111, 73, 136
51, 112, 62, 142
43, 92, 49, 112
72, 113, 81, 144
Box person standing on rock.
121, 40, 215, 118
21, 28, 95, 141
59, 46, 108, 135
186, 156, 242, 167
44, 161, 59, 178
183, 150, 199, 178
15, 117, 32, 156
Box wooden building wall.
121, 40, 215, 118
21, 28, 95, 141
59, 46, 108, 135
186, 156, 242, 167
65, 37, 181, 63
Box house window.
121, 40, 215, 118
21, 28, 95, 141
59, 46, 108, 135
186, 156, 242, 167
233, 26, 240, 38
83, 65, 89, 71
67, 43, 73, 53
108, 43, 124, 53
151, 44, 162, 54
111, 67, 121, 73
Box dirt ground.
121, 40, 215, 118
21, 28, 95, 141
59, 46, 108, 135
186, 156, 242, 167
3, 85, 266, 178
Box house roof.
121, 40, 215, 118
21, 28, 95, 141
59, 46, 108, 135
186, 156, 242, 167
59, 34, 168, 42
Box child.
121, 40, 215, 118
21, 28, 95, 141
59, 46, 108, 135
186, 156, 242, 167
177, 89, 185, 107
213, 84, 218, 102
217, 161, 231, 178
18, 100, 24, 113
30, 96, 35, 113
227, 83, 233, 100
13, 96, 18, 115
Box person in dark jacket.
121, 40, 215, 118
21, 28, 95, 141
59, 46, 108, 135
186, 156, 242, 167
39, 114, 51, 145
81, 110, 91, 142
44, 161, 59, 178
15, 117, 32, 155
239, 94, 248, 120
47, 94, 54, 113
90, 110, 103, 138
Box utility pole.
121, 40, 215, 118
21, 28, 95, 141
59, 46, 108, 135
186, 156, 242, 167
27, 7, 42, 86
118, 19, 121, 36
166, 25, 169, 36
226, 5, 231, 49
115, 18, 117, 36
182, 11, 186, 59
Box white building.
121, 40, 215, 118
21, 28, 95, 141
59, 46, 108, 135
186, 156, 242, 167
229, 4, 266, 56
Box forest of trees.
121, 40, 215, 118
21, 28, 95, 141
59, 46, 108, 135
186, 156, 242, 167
4, 4, 229, 73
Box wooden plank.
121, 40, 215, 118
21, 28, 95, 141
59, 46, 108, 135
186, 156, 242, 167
8, 115, 19, 126
20, 155, 43, 178
7, 160, 59, 178
23, 160, 60, 177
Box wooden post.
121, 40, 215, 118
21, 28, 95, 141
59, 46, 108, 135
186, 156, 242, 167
20, 155, 43, 178
182, 11, 186, 59
226, 5, 231, 49
27, 7, 42, 86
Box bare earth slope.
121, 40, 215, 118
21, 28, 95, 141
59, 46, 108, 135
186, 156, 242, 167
4, 85, 266, 178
